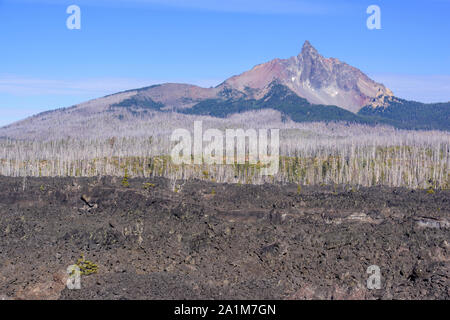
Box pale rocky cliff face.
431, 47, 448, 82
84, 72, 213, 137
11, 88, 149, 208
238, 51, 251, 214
221, 40, 394, 113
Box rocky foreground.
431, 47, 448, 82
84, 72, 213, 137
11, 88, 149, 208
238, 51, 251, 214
0, 176, 448, 300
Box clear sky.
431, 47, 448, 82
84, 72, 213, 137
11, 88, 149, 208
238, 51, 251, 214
1, 0, 449, 126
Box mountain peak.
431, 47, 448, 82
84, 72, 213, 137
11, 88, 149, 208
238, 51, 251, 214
216, 40, 394, 113
301, 40, 319, 56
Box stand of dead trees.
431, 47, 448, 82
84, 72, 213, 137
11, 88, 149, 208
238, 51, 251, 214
0, 122, 448, 189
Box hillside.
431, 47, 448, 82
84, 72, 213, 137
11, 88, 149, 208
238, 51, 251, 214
358, 99, 450, 131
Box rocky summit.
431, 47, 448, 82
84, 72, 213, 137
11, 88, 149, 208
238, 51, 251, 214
221, 40, 394, 113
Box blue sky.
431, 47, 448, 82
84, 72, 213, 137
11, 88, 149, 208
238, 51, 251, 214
1, 0, 449, 126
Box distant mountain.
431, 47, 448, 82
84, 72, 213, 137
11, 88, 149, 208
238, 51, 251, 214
219, 40, 394, 113
109, 40, 394, 114
1, 40, 449, 138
